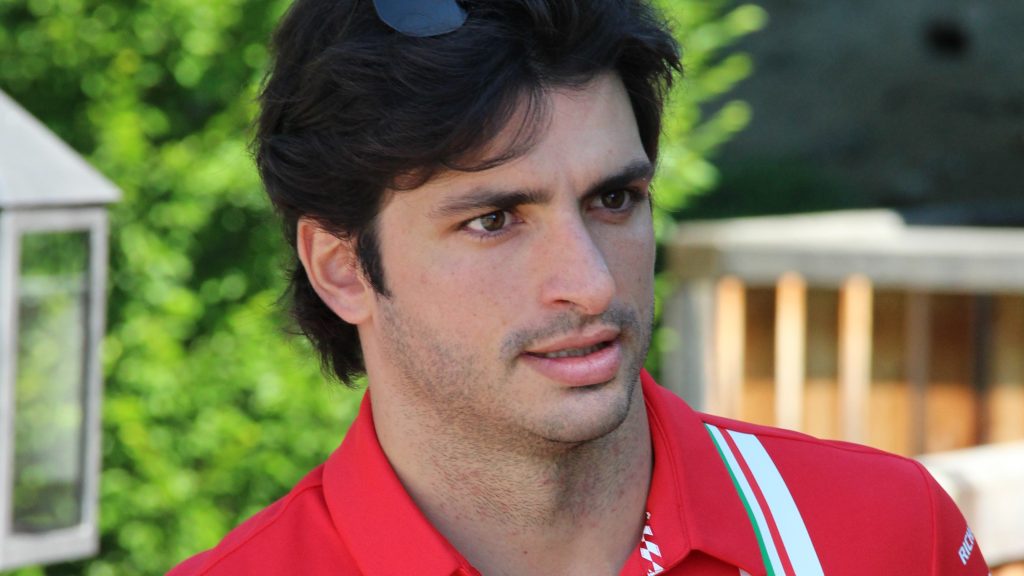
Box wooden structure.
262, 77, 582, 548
663, 209, 1024, 570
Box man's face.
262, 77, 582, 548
363, 73, 656, 449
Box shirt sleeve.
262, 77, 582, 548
918, 463, 991, 576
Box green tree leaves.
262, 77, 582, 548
2, 1, 355, 574
647, 0, 765, 377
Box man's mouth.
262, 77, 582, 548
519, 330, 623, 387
528, 341, 613, 359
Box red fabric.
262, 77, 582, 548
168, 372, 989, 575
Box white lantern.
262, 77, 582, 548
0, 89, 119, 569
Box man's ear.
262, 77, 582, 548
296, 218, 374, 325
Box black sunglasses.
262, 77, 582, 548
371, 0, 468, 37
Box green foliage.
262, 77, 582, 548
1, 1, 359, 574
647, 0, 767, 378
651, 0, 767, 228
0, 0, 763, 573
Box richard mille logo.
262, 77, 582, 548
958, 527, 976, 565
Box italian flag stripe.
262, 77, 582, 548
706, 424, 786, 576
721, 428, 798, 576
728, 431, 823, 576
706, 423, 825, 576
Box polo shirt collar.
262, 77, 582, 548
640, 370, 765, 574
323, 374, 764, 576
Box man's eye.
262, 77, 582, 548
466, 211, 508, 233
594, 189, 633, 211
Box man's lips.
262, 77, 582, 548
522, 327, 621, 356
519, 329, 623, 387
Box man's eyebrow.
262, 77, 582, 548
430, 158, 655, 219
431, 188, 552, 219
584, 159, 654, 198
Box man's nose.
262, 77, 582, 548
537, 216, 616, 316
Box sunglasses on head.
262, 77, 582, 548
371, 0, 468, 37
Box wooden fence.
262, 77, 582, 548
663, 210, 1024, 571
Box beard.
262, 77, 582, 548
375, 294, 654, 455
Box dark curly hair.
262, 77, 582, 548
255, 0, 681, 385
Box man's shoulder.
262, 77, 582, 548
700, 410, 924, 475
644, 380, 988, 572
645, 378, 931, 500
166, 464, 358, 576
684, 407, 987, 573
692, 408, 929, 514
644, 379, 928, 487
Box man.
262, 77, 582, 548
170, 0, 991, 574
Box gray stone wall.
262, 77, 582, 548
708, 0, 1024, 215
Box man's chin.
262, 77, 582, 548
533, 377, 638, 446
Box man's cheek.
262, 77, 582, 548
424, 260, 520, 317
607, 238, 655, 288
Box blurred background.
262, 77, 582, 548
0, 0, 1021, 574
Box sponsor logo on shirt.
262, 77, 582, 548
958, 527, 976, 565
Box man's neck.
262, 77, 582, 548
372, 384, 653, 576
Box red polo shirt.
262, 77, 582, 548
169, 372, 989, 575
